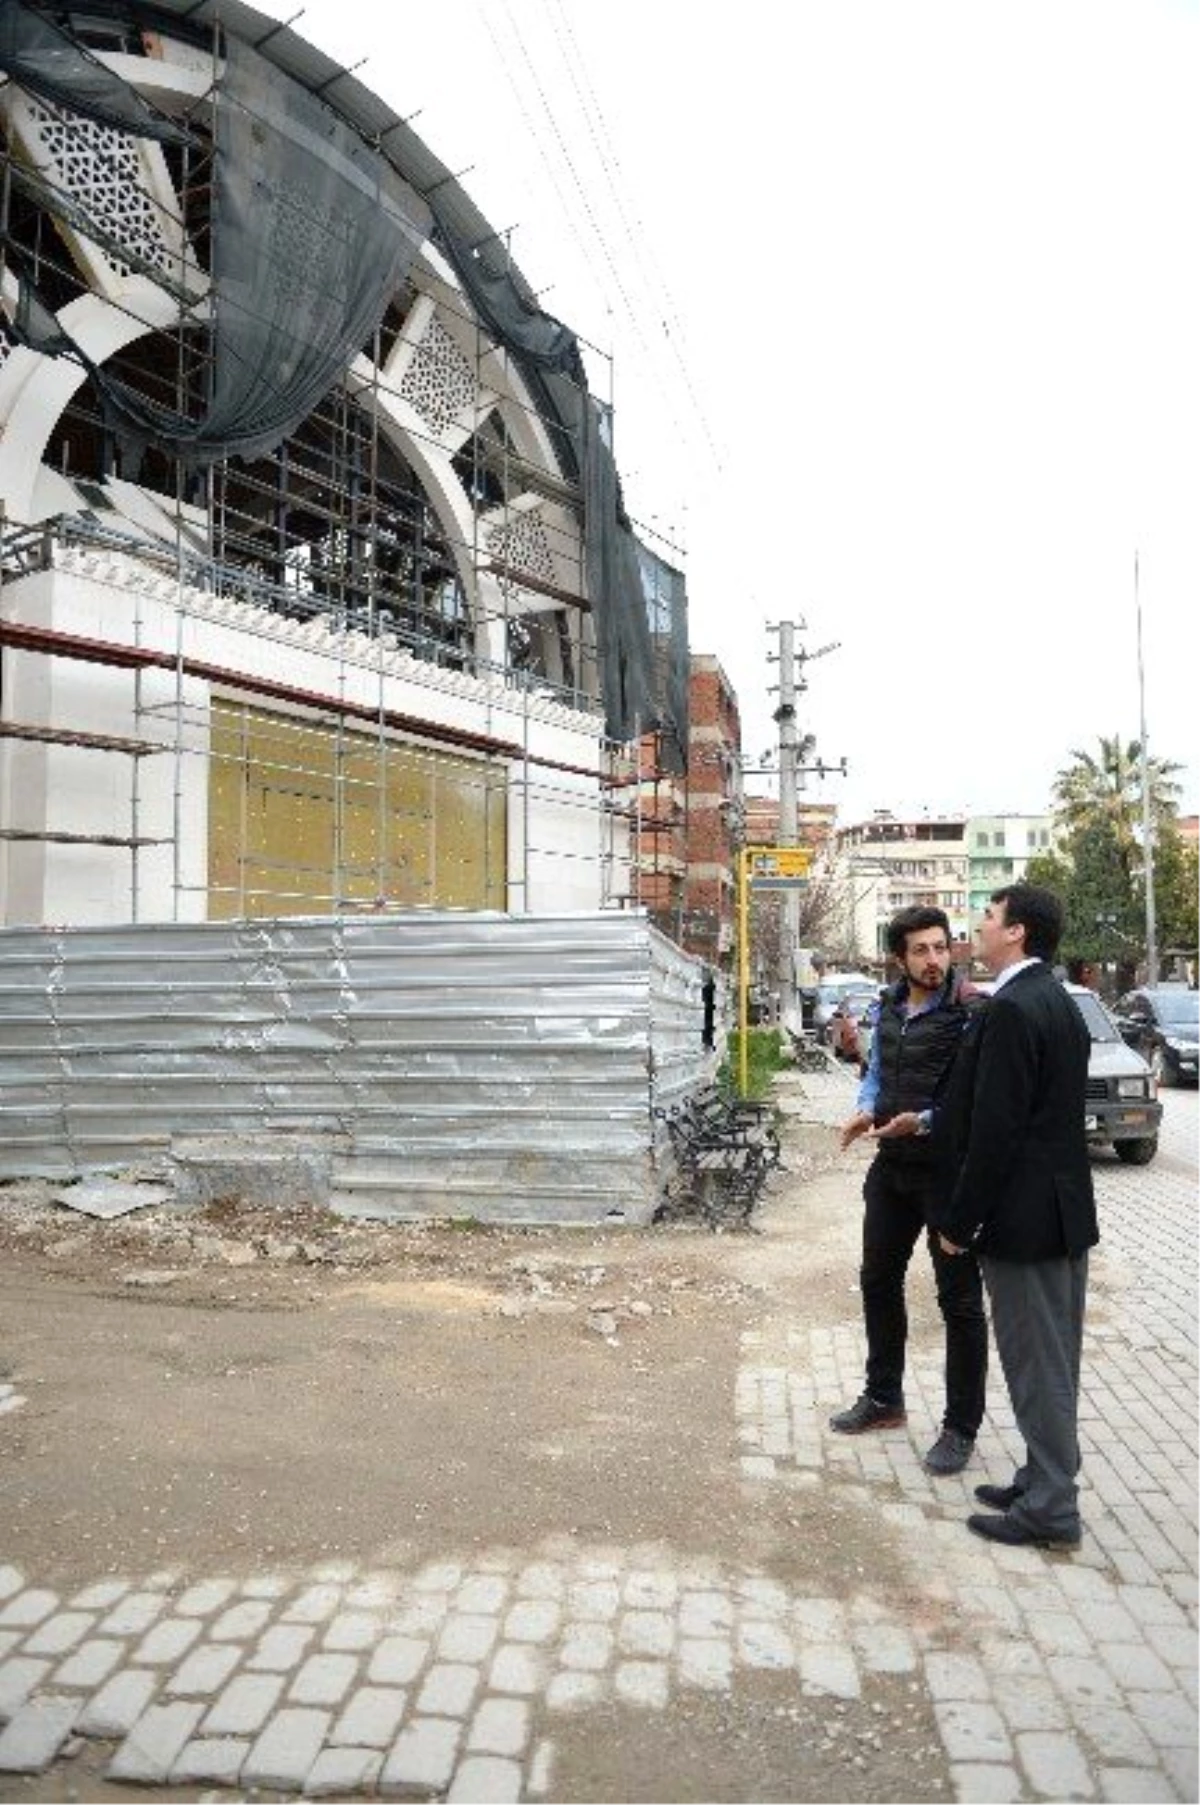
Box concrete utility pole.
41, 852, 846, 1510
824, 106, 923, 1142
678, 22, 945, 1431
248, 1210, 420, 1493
766, 622, 845, 1029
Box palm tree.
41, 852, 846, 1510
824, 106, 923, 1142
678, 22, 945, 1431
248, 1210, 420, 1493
1052, 736, 1182, 847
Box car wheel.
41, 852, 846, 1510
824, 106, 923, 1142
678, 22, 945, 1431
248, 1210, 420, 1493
1150, 1046, 1173, 1087
1115, 1137, 1158, 1165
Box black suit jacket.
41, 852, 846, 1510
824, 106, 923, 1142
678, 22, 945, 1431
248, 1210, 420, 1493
930, 961, 1098, 1262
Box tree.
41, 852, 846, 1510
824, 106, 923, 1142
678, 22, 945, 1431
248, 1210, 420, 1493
1154, 822, 1200, 964
1043, 736, 1189, 987
1052, 736, 1182, 852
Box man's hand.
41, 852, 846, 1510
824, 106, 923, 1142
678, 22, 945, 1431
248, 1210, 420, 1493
869, 1110, 922, 1140
938, 1233, 967, 1255
839, 1110, 874, 1151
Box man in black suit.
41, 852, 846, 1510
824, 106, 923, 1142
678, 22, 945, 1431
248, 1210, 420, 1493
934, 882, 1098, 1548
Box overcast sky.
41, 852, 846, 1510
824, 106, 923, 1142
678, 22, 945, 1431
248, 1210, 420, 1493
264, 0, 1198, 825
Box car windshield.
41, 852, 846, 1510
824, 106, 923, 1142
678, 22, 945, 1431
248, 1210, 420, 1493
1151, 991, 1199, 1027
1069, 991, 1121, 1043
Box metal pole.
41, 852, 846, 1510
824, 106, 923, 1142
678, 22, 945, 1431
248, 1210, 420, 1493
738, 848, 750, 1097
775, 623, 799, 1028
1135, 550, 1158, 982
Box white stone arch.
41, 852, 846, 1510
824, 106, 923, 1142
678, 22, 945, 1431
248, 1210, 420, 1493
0, 282, 192, 522
0, 30, 590, 697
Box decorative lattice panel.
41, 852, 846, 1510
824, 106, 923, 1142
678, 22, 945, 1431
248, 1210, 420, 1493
486, 506, 556, 596
25, 98, 179, 282
399, 316, 477, 439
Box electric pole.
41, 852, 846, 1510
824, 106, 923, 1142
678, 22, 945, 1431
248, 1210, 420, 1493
766, 622, 845, 1029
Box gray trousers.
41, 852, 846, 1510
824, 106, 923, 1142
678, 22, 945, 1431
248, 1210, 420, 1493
979, 1251, 1088, 1538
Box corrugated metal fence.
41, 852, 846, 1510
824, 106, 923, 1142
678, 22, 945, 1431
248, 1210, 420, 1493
0, 913, 713, 1224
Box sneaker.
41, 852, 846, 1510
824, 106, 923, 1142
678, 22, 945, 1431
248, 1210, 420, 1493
829, 1393, 906, 1434
923, 1427, 974, 1475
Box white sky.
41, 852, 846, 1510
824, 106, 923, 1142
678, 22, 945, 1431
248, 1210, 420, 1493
263, 0, 1198, 824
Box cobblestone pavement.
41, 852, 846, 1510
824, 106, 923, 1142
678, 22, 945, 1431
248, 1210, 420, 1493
0, 1081, 1195, 1801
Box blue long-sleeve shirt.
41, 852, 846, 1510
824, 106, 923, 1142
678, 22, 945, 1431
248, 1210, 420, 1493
856, 992, 943, 1123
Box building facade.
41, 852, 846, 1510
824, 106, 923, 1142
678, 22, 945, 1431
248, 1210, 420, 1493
830, 814, 970, 963
967, 813, 1055, 925
0, 1, 685, 930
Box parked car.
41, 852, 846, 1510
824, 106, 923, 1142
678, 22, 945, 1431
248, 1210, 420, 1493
1064, 983, 1162, 1164
1114, 986, 1199, 1088
814, 972, 876, 1041
828, 988, 882, 1065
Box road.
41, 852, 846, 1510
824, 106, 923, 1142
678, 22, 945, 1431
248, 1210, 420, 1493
0, 1075, 1195, 1802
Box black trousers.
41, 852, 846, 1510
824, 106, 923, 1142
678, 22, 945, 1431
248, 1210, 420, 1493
860, 1155, 987, 1438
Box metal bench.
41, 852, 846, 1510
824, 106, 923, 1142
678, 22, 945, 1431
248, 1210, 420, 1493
654, 1083, 782, 1230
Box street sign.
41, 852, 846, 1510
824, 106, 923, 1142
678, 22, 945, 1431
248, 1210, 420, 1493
745, 846, 812, 880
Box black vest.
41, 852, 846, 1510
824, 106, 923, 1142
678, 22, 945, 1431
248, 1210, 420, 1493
873, 976, 974, 1161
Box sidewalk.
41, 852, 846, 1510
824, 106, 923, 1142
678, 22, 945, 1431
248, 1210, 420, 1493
0, 1080, 1195, 1802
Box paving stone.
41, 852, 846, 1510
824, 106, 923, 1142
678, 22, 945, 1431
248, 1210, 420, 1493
416, 1662, 479, 1717
933, 1700, 1012, 1765
323, 1610, 381, 1651
624, 1572, 678, 1610
527, 1737, 556, 1797
304, 1746, 382, 1797
97, 1593, 165, 1637
211, 1600, 273, 1641
618, 1611, 674, 1659
456, 1575, 509, 1614
991, 1673, 1067, 1733
248, 1623, 315, 1670
924, 1653, 990, 1701
463, 1699, 530, 1763
950, 1764, 1028, 1803
1126, 1689, 1197, 1748
678, 1638, 733, 1691
566, 1580, 620, 1621
743, 1618, 799, 1670
1160, 1742, 1200, 1798
513, 1563, 566, 1601
503, 1600, 560, 1645
545, 1671, 603, 1712
412, 1563, 464, 1594
0, 1592, 58, 1630
615, 1660, 669, 1709
135, 1618, 203, 1664
448, 1754, 524, 1801
488, 1643, 545, 1696
0, 1697, 78, 1774
368, 1636, 429, 1685
51, 1638, 125, 1691
174, 1579, 237, 1618
1097, 1768, 1177, 1803
0, 1658, 52, 1720
380, 1716, 461, 1792
165, 1643, 242, 1697
1143, 1623, 1198, 1669
0, 1634, 18, 1663
282, 1584, 343, 1625
108, 1700, 205, 1783
290, 1652, 359, 1707
0, 1571, 24, 1605
202, 1672, 286, 1736
679, 1592, 733, 1638
76, 1668, 160, 1738
169, 1736, 250, 1784
331, 1685, 408, 1748
22, 1612, 93, 1657
242, 1706, 330, 1792
799, 1644, 860, 1699
438, 1614, 500, 1664
1016, 1729, 1096, 1799
1098, 1642, 1176, 1692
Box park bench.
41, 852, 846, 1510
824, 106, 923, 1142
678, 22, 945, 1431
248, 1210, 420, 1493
654, 1082, 782, 1231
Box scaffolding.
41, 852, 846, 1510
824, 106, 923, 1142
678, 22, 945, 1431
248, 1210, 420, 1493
0, 0, 687, 931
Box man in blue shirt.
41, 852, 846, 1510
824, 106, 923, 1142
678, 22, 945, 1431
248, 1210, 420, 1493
830, 906, 987, 1475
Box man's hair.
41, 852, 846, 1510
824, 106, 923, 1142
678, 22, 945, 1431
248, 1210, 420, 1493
886, 905, 951, 960
991, 883, 1065, 960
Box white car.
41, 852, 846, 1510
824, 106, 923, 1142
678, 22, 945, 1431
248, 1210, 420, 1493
1064, 983, 1162, 1165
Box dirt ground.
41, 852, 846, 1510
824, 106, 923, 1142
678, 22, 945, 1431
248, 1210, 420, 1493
0, 1116, 954, 1802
